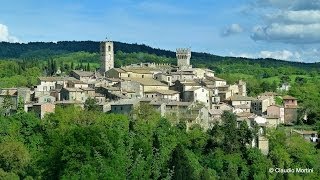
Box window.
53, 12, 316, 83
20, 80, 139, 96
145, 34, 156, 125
120, 107, 123, 110
128, 74, 130, 77
202, 89, 204, 92
142, 75, 144, 78
108, 45, 111, 51
168, 77, 170, 81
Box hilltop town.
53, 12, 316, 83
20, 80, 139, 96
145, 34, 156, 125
0, 40, 312, 154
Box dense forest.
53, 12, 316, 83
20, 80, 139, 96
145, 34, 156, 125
0, 105, 319, 179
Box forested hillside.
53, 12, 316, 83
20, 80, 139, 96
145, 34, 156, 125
0, 41, 319, 70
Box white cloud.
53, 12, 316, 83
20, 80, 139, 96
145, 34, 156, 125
252, 23, 320, 43
251, 1, 320, 44
256, 0, 320, 10
223, 23, 244, 36
230, 50, 301, 61
0, 24, 19, 42
259, 50, 299, 60
266, 10, 320, 24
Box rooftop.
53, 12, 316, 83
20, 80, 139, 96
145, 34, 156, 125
110, 99, 140, 106
283, 95, 297, 100
68, 79, 86, 84
146, 89, 179, 95
63, 88, 83, 92
122, 77, 167, 86
122, 67, 156, 74
112, 68, 126, 73
0, 89, 17, 96
228, 95, 256, 101
72, 70, 94, 77
38, 76, 77, 82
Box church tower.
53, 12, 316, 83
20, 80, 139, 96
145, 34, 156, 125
176, 48, 192, 69
100, 41, 114, 74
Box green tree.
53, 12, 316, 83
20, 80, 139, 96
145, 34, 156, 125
2, 90, 13, 116
221, 111, 239, 153
169, 144, 196, 180
0, 141, 31, 176
84, 98, 99, 111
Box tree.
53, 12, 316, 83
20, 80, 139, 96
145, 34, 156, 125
237, 121, 253, 152
86, 63, 90, 71
84, 98, 99, 111
17, 96, 24, 114
2, 90, 13, 116
280, 75, 290, 84
0, 141, 31, 176
71, 62, 74, 70
168, 144, 196, 180
221, 111, 239, 153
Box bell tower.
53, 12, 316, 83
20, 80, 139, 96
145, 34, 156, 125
100, 40, 114, 74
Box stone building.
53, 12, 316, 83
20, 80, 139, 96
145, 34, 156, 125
251, 96, 274, 115
144, 90, 180, 101
176, 48, 192, 69
110, 99, 140, 116
30, 103, 55, 119
267, 105, 285, 123
228, 95, 256, 108
283, 95, 298, 124
283, 95, 298, 108
60, 88, 86, 102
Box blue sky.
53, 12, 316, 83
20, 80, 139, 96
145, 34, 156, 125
0, 0, 320, 62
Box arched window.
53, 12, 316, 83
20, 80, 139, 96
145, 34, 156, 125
108, 46, 111, 51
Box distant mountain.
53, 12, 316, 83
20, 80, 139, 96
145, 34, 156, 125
0, 41, 319, 70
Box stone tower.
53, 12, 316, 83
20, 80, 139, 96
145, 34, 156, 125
176, 48, 192, 69
238, 80, 247, 96
100, 41, 114, 74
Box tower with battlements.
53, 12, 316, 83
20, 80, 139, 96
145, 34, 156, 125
176, 48, 192, 69
100, 41, 114, 74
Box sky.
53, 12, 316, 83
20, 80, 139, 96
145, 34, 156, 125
0, 0, 320, 62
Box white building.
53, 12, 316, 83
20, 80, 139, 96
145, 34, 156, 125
183, 87, 210, 107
